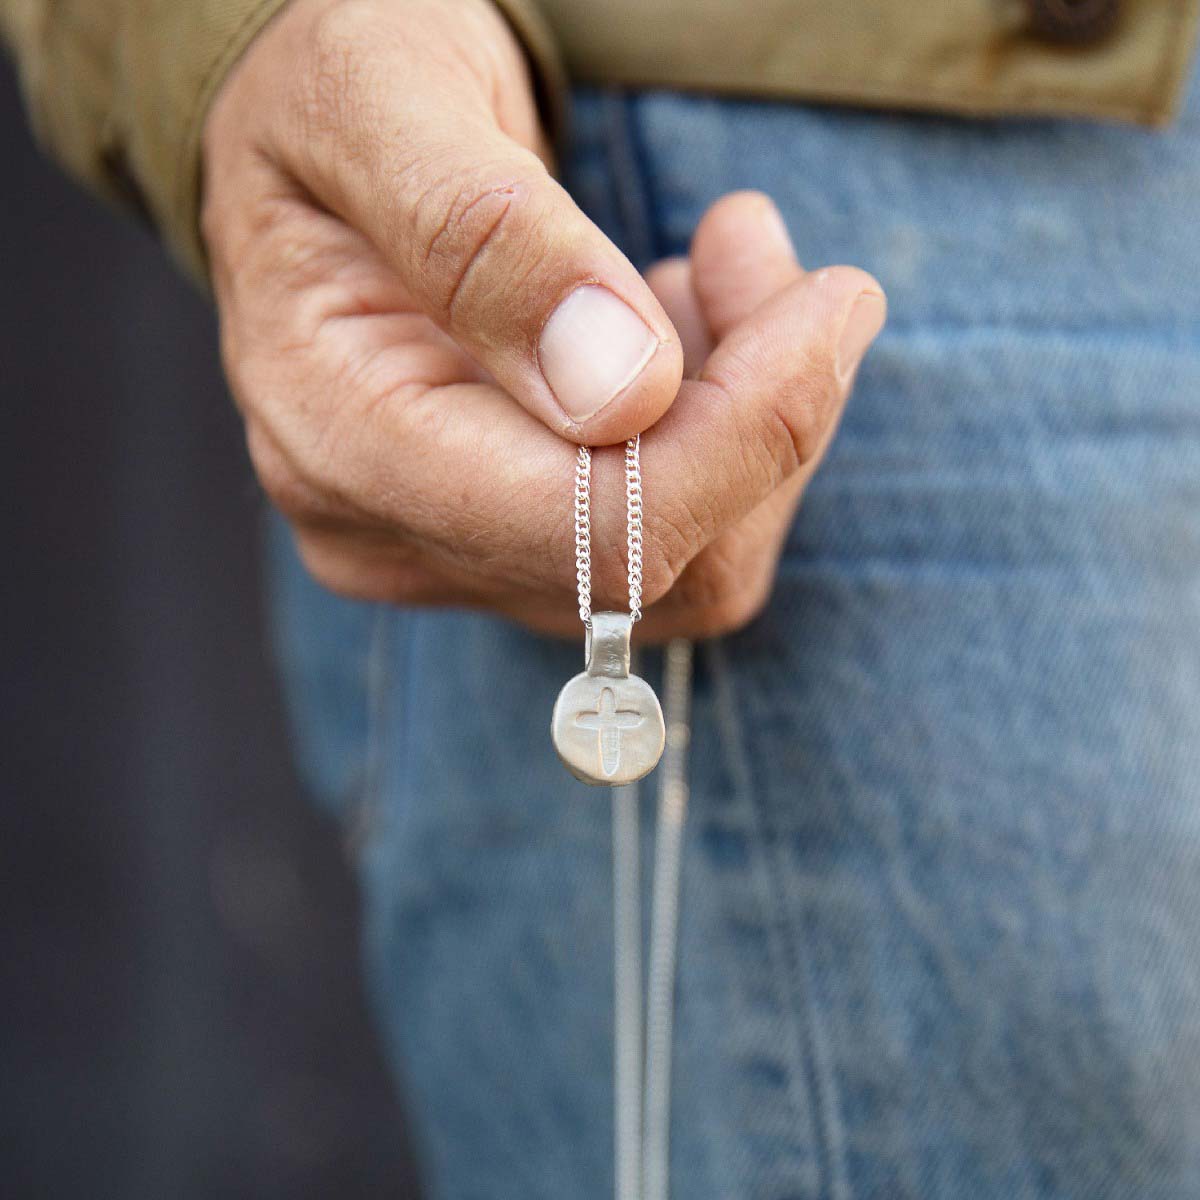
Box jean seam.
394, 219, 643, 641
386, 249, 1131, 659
760, 795, 853, 1200
599, 90, 662, 268
711, 638, 850, 1200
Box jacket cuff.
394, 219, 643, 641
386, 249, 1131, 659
157, 0, 297, 284
491, 0, 569, 149
3, 0, 568, 289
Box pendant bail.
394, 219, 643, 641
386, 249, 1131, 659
585, 611, 632, 679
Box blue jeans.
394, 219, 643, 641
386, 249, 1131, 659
268, 79, 1200, 1199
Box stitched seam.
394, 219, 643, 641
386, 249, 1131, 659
718, 644, 849, 1199
710, 640, 831, 1198
620, 93, 668, 265
739, 691, 854, 1200
599, 88, 661, 269
573, 70, 1188, 125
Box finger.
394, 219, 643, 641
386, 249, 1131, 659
246, 264, 883, 615
674, 190, 815, 612
645, 257, 711, 377
645, 192, 803, 379
277, 0, 683, 443
290, 517, 565, 616
690, 190, 803, 339
642, 265, 886, 574
640, 194, 808, 630
288, 477, 793, 643
290, 503, 781, 644
292, 523, 458, 606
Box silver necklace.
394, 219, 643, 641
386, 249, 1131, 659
615, 639, 692, 1200
550, 438, 692, 1200
551, 436, 666, 785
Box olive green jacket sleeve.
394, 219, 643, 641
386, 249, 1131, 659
0, 0, 564, 284
2, 0, 1197, 287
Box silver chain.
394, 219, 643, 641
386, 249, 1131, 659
613, 639, 693, 1200
574, 446, 593, 624
625, 438, 644, 623
575, 435, 643, 626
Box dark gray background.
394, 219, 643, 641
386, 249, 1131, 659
0, 63, 417, 1198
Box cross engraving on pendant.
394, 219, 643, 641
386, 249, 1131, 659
575, 687, 645, 778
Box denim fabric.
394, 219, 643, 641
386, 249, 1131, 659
267, 76, 1200, 1200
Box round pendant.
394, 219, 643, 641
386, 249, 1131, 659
552, 670, 665, 786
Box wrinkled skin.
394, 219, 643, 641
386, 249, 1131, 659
202, 0, 885, 639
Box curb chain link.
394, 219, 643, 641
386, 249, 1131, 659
575, 435, 643, 626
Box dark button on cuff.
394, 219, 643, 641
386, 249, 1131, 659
1024, 0, 1122, 42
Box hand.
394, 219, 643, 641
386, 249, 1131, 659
202, 0, 886, 639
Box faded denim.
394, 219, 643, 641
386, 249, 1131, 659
268, 76, 1200, 1200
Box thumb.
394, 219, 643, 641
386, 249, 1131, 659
284, 2, 682, 442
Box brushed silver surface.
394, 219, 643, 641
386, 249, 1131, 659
552, 671, 666, 785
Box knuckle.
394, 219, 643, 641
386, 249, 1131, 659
693, 584, 771, 638
767, 347, 839, 468
656, 533, 777, 637
294, 533, 376, 600
227, 200, 329, 308
309, 0, 376, 74
245, 423, 320, 520
293, 530, 390, 602
299, 0, 380, 141
411, 160, 548, 324
258, 207, 341, 292
711, 343, 840, 489
685, 571, 773, 639
639, 535, 687, 609
588, 553, 637, 613
294, 531, 443, 606
640, 494, 715, 604
227, 346, 380, 532
676, 546, 738, 609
